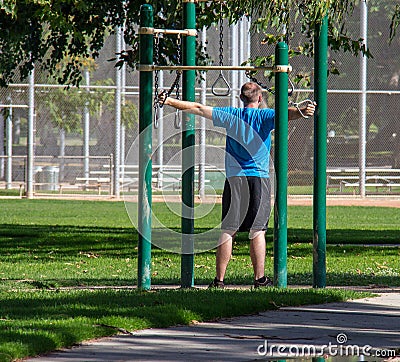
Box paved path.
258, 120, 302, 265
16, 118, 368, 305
29, 289, 400, 362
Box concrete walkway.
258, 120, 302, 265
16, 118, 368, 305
28, 287, 400, 362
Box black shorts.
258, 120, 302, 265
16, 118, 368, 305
221, 176, 272, 232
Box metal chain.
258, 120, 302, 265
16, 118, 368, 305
245, 70, 295, 96
211, 2, 231, 97
219, 3, 224, 67
174, 35, 182, 128
245, 70, 275, 94
152, 34, 182, 128
175, 35, 181, 101
158, 36, 182, 109
153, 34, 161, 128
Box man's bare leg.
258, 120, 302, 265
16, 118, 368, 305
215, 231, 235, 281
249, 230, 266, 280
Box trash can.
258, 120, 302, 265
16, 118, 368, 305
39, 166, 59, 191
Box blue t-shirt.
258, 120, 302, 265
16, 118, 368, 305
212, 107, 275, 178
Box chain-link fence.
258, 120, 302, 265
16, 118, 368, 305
1, 4, 399, 198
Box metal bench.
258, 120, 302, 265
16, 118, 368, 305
327, 170, 400, 194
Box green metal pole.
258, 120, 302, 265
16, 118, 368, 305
273, 41, 289, 288
181, 0, 196, 288
138, 4, 153, 290
313, 16, 328, 288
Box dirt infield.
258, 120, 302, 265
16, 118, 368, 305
12, 193, 400, 208
287, 196, 400, 208
154, 194, 400, 208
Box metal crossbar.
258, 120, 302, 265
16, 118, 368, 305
137, 65, 292, 72
139, 27, 197, 36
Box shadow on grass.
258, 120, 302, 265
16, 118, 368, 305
0, 223, 137, 260
1, 224, 399, 288
6, 271, 400, 290
193, 272, 400, 288
1, 222, 399, 248
249, 228, 399, 245
0, 287, 365, 330
287, 272, 400, 287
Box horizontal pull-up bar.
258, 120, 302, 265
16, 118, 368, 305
139, 27, 197, 36
137, 65, 292, 72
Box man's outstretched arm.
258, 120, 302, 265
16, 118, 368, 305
160, 94, 213, 120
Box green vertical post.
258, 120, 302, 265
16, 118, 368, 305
273, 42, 289, 288
313, 16, 328, 288
138, 4, 153, 290
181, 0, 196, 288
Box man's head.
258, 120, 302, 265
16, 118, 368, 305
240, 82, 263, 106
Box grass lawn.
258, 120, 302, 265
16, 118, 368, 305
0, 199, 399, 360
1, 200, 398, 287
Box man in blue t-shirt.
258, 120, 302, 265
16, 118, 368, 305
159, 82, 316, 288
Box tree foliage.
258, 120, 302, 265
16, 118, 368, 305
43, 79, 112, 133
0, 0, 399, 87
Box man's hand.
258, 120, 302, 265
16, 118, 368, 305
158, 91, 169, 106
288, 100, 317, 120
300, 101, 316, 118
